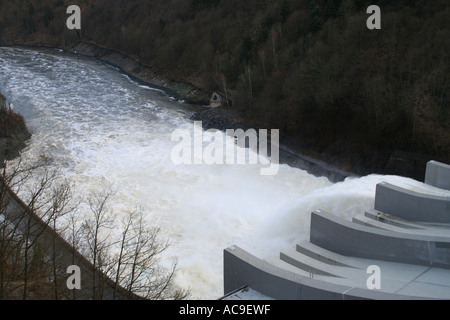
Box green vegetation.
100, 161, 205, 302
0, 0, 448, 174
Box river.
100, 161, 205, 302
0, 47, 427, 299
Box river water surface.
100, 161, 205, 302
0, 47, 430, 299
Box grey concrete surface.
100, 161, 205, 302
374, 182, 450, 224
353, 211, 450, 236
425, 161, 450, 191
222, 159, 450, 300
223, 246, 433, 300
310, 210, 450, 268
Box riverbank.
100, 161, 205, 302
0, 92, 31, 165
62, 42, 448, 182
1, 0, 449, 183
188, 108, 355, 182
67, 42, 364, 181
4, 42, 356, 182
2, 42, 447, 182
69, 41, 211, 105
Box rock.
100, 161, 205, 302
0, 92, 31, 165
188, 109, 245, 132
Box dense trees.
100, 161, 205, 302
0, 0, 448, 173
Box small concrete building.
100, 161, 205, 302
210, 92, 226, 108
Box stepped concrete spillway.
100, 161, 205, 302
222, 160, 450, 300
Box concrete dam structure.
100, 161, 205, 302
222, 160, 450, 300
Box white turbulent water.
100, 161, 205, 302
0, 47, 440, 299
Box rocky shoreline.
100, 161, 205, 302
48, 42, 357, 181
1, 42, 354, 181
189, 108, 248, 132
68, 41, 211, 105
188, 108, 355, 182
0, 92, 31, 165
2, 42, 447, 182
66, 42, 448, 182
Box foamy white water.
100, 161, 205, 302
0, 47, 433, 299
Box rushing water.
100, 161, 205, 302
0, 47, 437, 299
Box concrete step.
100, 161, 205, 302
364, 209, 423, 229
277, 244, 440, 294
361, 210, 450, 238
280, 248, 341, 277
263, 256, 312, 277
295, 241, 361, 269
263, 255, 363, 288
310, 209, 450, 268
226, 244, 450, 299
352, 213, 417, 233
281, 243, 449, 295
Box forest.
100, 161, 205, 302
0, 0, 448, 175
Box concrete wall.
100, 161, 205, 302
223, 246, 417, 300
222, 160, 450, 300
1, 182, 140, 300
425, 161, 450, 191
374, 182, 450, 224
309, 210, 450, 269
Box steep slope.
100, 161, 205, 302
0, 0, 448, 178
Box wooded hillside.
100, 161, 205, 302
0, 0, 448, 175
